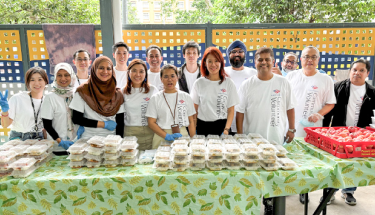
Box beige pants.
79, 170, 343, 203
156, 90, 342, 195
124, 126, 154, 151
152, 127, 189, 149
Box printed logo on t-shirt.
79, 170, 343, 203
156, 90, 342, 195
354, 96, 364, 126
273, 89, 280, 94
179, 100, 185, 104
217, 89, 228, 119
144, 97, 150, 101
312, 85, 318, 89
302, 88, 319, 120
177, 103, 187, 127
221, 89, 226, 93
140, 97, 151, 126
270, 89, 281, 127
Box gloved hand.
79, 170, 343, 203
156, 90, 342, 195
0, 90, 9, 113
171, 133, 182, 139
77, 126, 85, 139
58, 140, 74, 150
299, 119, 315, 127
165, 134, 175, 141
104, 121, 117, 131
308, 113, 324, 123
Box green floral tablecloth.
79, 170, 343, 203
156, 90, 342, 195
1, 138, 374, 215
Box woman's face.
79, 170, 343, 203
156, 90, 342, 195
129, 64, 146, 87
205, 54, 221, 76
96, 61, 113, 82
28, 73, 46, 93
56, 69, 71, 87
161, 69, 178, 91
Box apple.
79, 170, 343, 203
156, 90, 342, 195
346, 145, 354, 153
348, 126, 356, 133
337, 148, 345, 153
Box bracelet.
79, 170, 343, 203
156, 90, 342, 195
1, 113, 8, 117
224, 128, 230, 131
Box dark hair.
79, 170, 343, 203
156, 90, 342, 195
200, 47, 228, 84
255, 47, 274, 60
160, 64, 178, 78
73, 49, 91, 59
182, 41, 200, 56
112, 42, 129, 53
25, 67, 49, 90
124, 59, 150, 95
146, 45, 162, 57
283, 52, 298, 62
350, 58, 371, 72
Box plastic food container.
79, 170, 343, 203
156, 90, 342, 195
269, 140, 279, 145
223, 160, 241, 170
123, 136, 138, 141
233, 134, 247, 140
120, 141, 138, 151
190, 145, 206, 155
238, 138, 253, 144
247, 133, 263, 139
69, 159, 87, 168
10, 158, 37, 170
104, 135, 122, 144
173, 162, 189, 172
190, 162, 205, 170
104, 152, 121, 160
103, 159, 119, 167
206, 161, 222, 170
207, 154, 223, 162
223, 139, 238, 144
224, 154, 240, 162
23, 139, 39, 145
260, 161, 280, 171
241, 161, 260, 170
278, 158, 298, 170
153, 161, 171, 171
36, 139, 54, 148
121, 149, 139, 159
171, 139, 189, 147
0, 169, 13, 177
87, 146, 104, 156
0, 144, 13, 151
25, 145, 49, 155
0, 151, 17, 163
75, 138, 89, 144
0, 157, 17, 168
220, 134, 234, 140
3, 139, 23, 146
259, 154, 277, 164
67, 142, 87, 155
192, 135, 206, 140
85, 153, 103, 162
172, 154, 189, 164
207, 144, 224, 156
122, 157, 137, 166
190, 154, 205, 163
67, 153, 86, 162
178, 135, 191, 141
207, 134, 220, 140
190, 139, 206, 146
157, 145, 172, 152
139, 150, 156, 165
12, 165, 37, 178
241, 144, 259, 155
207, 139, 223, 146
29, 153, 48, 161
275, 145, 288, 157
86, 159, 102, 168
241, 154, 259, 163
87, 136, 105, 148
172, 145, 189, 156
253, 138, 270, 145
155, 151, 171, 161
104, 145, 121, 154
224, 144, 241, 156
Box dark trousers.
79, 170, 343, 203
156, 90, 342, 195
196, 118, 227, 136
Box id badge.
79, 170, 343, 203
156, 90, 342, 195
171, 124, 180, 133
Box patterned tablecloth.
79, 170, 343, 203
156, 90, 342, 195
1, 138, 374, 215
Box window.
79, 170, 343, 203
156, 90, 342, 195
154, 13, 161, 20
177, 1, 184, 9
167, 14, 173, 20
143, 13, 149, 20
189, 1, 194, 8
154, 1, 161, 10
142, 1, 149, 9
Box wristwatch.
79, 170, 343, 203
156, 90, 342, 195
288, 129, 296, 133
224, 128, 230, 132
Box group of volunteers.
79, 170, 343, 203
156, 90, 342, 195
0, 39, 374, 213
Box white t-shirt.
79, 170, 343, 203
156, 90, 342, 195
286, 70, 336, 137
41, 92, 76, 151
225, 66, 257, 132
236, 74, 296, 145
69, 92, 125, 139
191, 77, 239, 121
123, 85, 159, 126
147, 70, 179, 91
145, 91, 196, 129
346, 83, 366, 126
183, 67, 200, 92
8, 92, 43, 133
114, 68, 128, 89
73, 78, 89, 92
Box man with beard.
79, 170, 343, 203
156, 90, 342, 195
281, 52, 299, 76
224, 40, 256, 134
178, 41, 201, 93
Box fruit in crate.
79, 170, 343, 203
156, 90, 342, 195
314, 127, 375, 143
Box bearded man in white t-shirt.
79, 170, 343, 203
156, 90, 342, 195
112, 42, 130, 88
224, 40, 257, 134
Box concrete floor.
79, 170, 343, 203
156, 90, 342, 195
259, 186, 375, 215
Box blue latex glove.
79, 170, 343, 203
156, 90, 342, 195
165, 134, 175, 141
299, 119, 314, 127
104, 121, 117, 131
59, 140, 74, 150
77, 126, 85, 139
171, 133, 182, 139
0, 90, 9, 113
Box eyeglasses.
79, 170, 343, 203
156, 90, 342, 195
284, 60, 297, 65
302, 55, 318, 60
230, 50, 244, 54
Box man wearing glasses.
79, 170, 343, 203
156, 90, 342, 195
281, 52, 299, 76
224, 40, 257, 134
72, 49, 92, 89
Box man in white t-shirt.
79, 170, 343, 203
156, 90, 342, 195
323, 59, 375, 206
281, 52, 299, 76
224, 40, 257, 134
72, 49, 92, 89
178, 41, 201, 93
112, 42, 129, 88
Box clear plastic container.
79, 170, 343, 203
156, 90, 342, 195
241, 161, 260, 170
12, 165, 37, 178
153, 161, 171, 171
25, 145, 49, 155
220, 134, 234, 140
224, 144, 241, 156
207, 154, 223, 162
269, 140, 279, 145
207, 144, 224, 156
0, 144, 13, 151
206, 161, 223, 170
0, 157, 17, 168
190, 162, 205, 170
0, 169, 13, 177
103, 159, 119, 167
207, 139, 223, 146
104, 145, 121, 154
86, 159, 102, 168
173, 162, 189, 172
104, 152, 121, 160
234, 134, 247, 140
171, 139, 189, 147
192, 135, 206, 140
69, 159, 87, 168
120, 141, 138, 151
29, 153, 48, 161
190, 145, 206, 155
252, 138, 270, 145
247, 133, 263, 139
238, 138, 253, 144
259, 144, 277, 153
67, 153, 86, 162
10, 158, 37, 170
223, 139, 238, 144
87, 136, 105, 148
172, 154, 189, 164
260, 161, 280, 171
67, 142, 87, 155
0, 151, 17, 163
121, 149, 139, 159
278, 158, 298, 170
275, 145, 288, 157
157, 145, 172, 152
155, 151, 171, 161
259, 154, 277, 164
104, 135, 122, 145
241, 154, 259, 163
87, 146, 104, 156
123, 136, 138, 141
75, 138, 89, 144
177, 135, 191, 141
139, 150, 156, 165
122, 157, 137, 166
172, 145, 189, 156
190, 154, 205, 163
85, 153, 103, 162
224, 154, 240, 162
23, 139, 39, 145
36, 139, 54, 148
207, 134, 220, 139
223, 160, 241, 170
190, 139, 206, 146
240, 144, 258, 155
3, 139, 23, 146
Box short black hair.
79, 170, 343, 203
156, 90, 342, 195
73, 49, 91, 59
350, 58, 371, 72
255, 47, 274, 60
160, 64, 178, 78
145, 45, 162, 57
182, 41, 200, 56
112, 41, 129, 53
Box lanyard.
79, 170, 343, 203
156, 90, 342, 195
162, 92, 178, 125
29, 94, 43, 132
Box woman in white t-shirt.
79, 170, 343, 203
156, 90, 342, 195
41, 63, 77, 154
122, 59, 158, 150
69, 56, 125, 139
0, 67, 49, 140
191, 47, 240, 136
146, 64, 196, 149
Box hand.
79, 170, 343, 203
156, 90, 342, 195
271, 62, 282, 76
77, 126, 85, 139
223, 130, 229, 135
171, 133, 182, 139
285, 131, 294, 143
164, 133, 174, 141
104, 120, 117, 131
0, 89, 9, 113
58, 140, 74, 150
308, 113, 323, 123
299, 119, 314, 127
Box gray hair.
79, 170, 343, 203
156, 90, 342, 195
283, 52, 299, 62
302, 46, 320, 58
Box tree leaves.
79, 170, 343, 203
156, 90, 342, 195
158, 176, 165, 187
145, 180, 153, 187
209, 182, 217, 190
183, 199, 191, 207
200, 202, 214, 211
68, 186, 78, 192
221, 178, 229, 189
40, 199, 51, 211
176, 176, 190, 186
267, 172, 274, 181
234, 193, 241, 201
2, 197, 17, 207
107, 189, 115, 196
341, 164, 354, 174
134, 186, 143, 193
171, 201, 181, 214
79, 179, 88, 186
0, 184, 8, 191
39, 188, 47, 195
197, 189, 207, 196
193, 177, 207, 187
171, 191, 179, 198
239, 178, 253, 188
72, 196, 86, 206
284, 173, 297, 183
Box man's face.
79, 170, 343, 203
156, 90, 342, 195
73, 52, 91, 72
146, 48, 163, 69
183, 47, 199, 64
350, 62, 369, 86
229, 47, 245, 68
255, 53, 274, 74
301, 48, 319, 71
113, 46, 129, 67
282, 55, 298, 72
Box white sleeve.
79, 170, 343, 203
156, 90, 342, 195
226, 79, 240, 108
145, 95, 158, 119
190, 80, 200, 105
325, 77, 337, 104
235, 82, 247, 113
7, 95, 17, 120
69, 92, 85, 113
285, 81, 296, 110
185, 95, 196, 117
40, 94, 54, 120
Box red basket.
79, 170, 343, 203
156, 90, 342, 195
304, 127, 375, 158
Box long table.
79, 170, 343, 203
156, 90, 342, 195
0, 138, 374, 215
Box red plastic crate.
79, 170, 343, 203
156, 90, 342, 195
304, 127, 375, 158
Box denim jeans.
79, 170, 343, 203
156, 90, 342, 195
9, 130, 43, 141
335, 187, 357, 194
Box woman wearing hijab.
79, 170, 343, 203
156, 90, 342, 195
69, 56, 125, 139
41, 63, 76, 154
